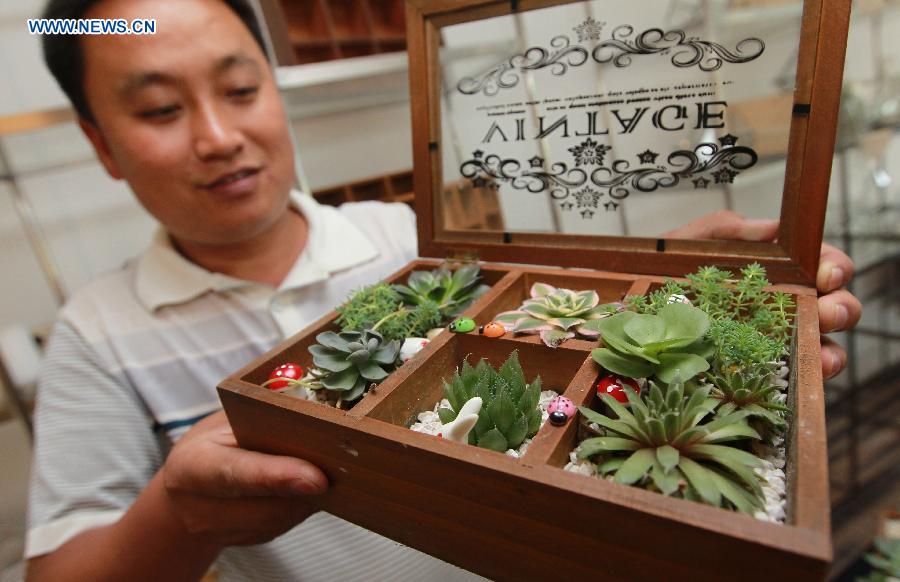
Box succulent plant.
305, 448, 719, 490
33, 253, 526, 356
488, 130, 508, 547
707, 319, 786, 367
861, 538, 900, 582
494, 283, 622, 347
308, 329, 400, 402
335, 265, 488, 342
625, 263, 796, 349
590, 303, 714, 384
392, 264, 490, 321
705, 362, 789, 427
577, 378, 765, 514
438, 351, 543, 452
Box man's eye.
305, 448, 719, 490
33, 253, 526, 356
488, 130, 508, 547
137, 105, 180, 119
229, 86, 259, 99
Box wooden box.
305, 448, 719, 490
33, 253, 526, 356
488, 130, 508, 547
220, 0, 850, 579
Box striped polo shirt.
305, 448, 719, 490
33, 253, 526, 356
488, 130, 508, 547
26, 192, 482, 581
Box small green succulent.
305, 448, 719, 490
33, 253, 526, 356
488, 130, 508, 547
577, 378, 765, 514
590, 303, 714, 384
439, 351, 543, 452
707, 319, 786, 367
859, 538, 900, 582
308, 329, 400, 402
705, 362, 790, 427
494, 283, 622, 347
392, 264, 490, 321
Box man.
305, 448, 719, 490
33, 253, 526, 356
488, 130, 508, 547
27, 0, 861, 580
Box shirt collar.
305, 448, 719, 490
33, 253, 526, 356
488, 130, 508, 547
135, 191, 379, 312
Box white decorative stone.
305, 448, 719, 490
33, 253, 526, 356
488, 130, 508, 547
666, 294, 691, 305
400, 337, 430, 362
439, 397, 482, 442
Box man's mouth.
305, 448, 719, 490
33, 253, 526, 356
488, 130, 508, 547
202, 167, 261, 189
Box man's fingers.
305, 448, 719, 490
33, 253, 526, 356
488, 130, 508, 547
818, 289, 862, 333
816, 243, 855, 293
821, 336, 847, 380
662, 210, 779, 242
169, 445, 328, 498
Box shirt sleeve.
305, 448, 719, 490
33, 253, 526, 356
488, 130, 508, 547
26, 319, 163, 558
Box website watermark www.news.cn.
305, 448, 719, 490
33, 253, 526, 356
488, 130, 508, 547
28, 18, 156, 35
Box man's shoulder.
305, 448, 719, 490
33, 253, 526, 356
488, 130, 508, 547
57, 260, 146, 340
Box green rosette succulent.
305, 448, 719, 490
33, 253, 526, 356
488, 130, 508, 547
589, 303, 714, 384
705, 362, 790, 427
494, 282, 622, 348
308, 329, 400, 402
392, 264, 490, 321
577, 378, 765, 514
438, 351, 542, 452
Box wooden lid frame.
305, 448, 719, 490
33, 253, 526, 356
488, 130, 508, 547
407, 0, 851, 285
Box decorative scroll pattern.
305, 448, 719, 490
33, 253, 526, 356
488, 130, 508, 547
456, 19, 765, 96
459, 136, 758, 216
593, 26, 765, 71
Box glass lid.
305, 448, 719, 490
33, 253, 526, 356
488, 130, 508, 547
407, 0, 850, 283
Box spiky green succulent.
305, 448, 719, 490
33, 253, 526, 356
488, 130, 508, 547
494, 283, 622, 347
392, 264, 490, 321
860, 538, 900, 582
308, 329, 400, 402
705, 362, 789, 427
439, 351, 543, 452
577, 378, 765, 514
590, 303, 714, 384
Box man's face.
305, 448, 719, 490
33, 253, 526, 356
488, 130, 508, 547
80, 0, 295, 246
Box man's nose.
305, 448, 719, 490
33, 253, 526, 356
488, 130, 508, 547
192, 103, 243, 160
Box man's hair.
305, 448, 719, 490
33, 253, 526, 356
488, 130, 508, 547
41, 0, 268, 122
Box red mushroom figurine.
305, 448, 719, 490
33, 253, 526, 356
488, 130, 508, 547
594, 375, 641, 404
267, 363, 304, 391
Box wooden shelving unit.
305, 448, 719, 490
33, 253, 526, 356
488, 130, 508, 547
263, 0, 407, 65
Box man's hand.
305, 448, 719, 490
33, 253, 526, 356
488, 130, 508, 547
162, 411, 329, 547
664, 210, 862, 379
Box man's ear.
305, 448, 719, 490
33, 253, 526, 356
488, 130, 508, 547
78, 118, 123, 180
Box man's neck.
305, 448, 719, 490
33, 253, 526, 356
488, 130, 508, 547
172, 209, 308, 287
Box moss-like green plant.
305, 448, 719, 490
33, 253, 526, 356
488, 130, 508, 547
335, 283, 442, 342
335, 265, 489, 342
438, 351, 543, 452
577, 378, 765, 514
308, 329, 400, 402
494, 283, 622, 347
590, 303, 714, 384
706, 319, 785, 368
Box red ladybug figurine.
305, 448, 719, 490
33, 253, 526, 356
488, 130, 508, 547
594, 375, 640, 404
267, 363, 304, 390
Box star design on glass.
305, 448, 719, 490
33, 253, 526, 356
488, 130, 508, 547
581, 208, 595, 219
560, 201, 575, 211
568, 138, 611, 167
692, 176, 710, 189
528, 155, 544, 168
473, 149, 485, 159
712, 167, 739, 184
573, 17, 605, 42
718, 134, 738, 147
572, 187, 602, 209
604, 201, 619, 211
637, 149, 659, 164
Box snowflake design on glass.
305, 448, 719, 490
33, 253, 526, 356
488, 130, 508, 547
712, 167, 739, 184
568, 138, 611, 167
573, 17, 605, 43
572, 187, 602, 208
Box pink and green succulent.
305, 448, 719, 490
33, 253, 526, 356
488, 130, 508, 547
494, 283, 622, 347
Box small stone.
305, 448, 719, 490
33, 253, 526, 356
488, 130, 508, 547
666, 294, 691, 305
